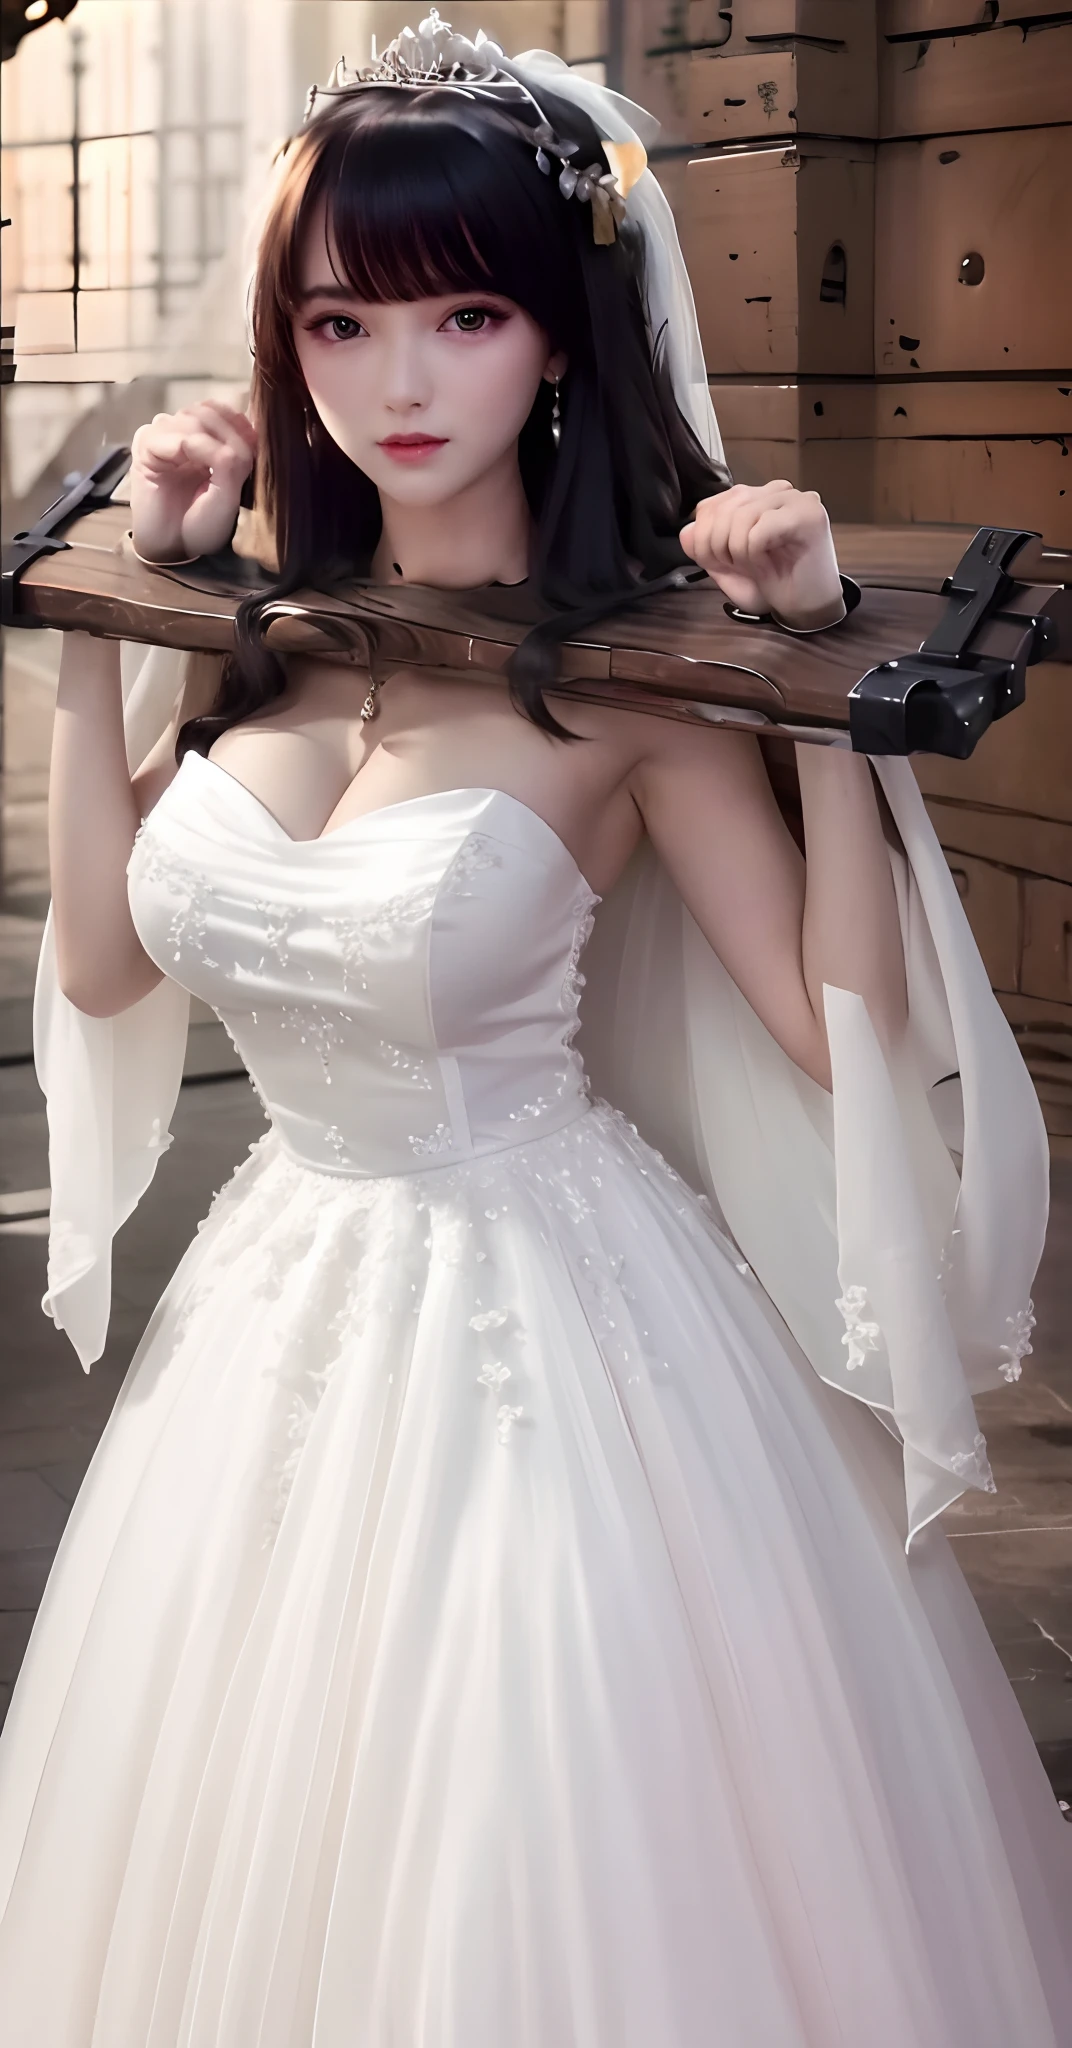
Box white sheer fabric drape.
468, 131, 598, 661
34, 645, 191, 1367
575, 769, 1048, 1551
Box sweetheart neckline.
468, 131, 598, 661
185, 752, 600, 899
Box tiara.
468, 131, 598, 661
303, 10, 644, 246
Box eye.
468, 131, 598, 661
444, 305, 505, 333
308, 313, 365, 342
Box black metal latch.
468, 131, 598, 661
848, 525, 1054, 757
1, 445, 132, 629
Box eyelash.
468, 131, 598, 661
306, 304, 508, 342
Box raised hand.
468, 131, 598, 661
129, 399, 258, 563
680, 480, 844, 630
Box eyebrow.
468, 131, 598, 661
296, 282, 361, 305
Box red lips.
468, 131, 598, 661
377, 434, 449, 463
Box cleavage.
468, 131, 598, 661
204, 671, 506, 843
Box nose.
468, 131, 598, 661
380, 311, 431, 415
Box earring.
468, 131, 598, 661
551, 376, 562, 453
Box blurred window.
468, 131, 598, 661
1, 0, 245, 378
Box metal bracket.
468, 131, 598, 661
848, 526, 1043, 757
1, 445, 131, 629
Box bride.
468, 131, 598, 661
0, 20, 1068, 2045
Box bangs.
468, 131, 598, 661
284, 91, 564, 323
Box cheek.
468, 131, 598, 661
294, 339, 358, 419
448, 331, 547, 442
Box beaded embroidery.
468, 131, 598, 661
279, 1003, 344, 1082
376, 1037, 433, 1088
443, 832, 504, 893
130, 831, 219, 968
409, 1121, 454, 1157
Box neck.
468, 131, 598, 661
370, 446, 533, 589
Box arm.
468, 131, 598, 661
632, 483, 909, 1092
49, 638, 221, 1018
630, 725, 907, 1092
51, 398, 253, 1016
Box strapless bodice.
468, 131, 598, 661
127, 752, 602, 1177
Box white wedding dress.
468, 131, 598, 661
0, 747, 1069, 2046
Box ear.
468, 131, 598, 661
543, 349, 568, 383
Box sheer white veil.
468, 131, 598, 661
33, 44, 1047, 1554
504, 49, 724, 468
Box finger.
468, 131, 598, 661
688, 497, 736, 573
728, 492, 812, 569
192, 402, 258, 464
746, 505, 809, 552
134, 414, 228, 470
746, 501, 832, 564
726, 498, 764, 571
132, 417, 191, 464
198, 399, 258, 446
158, 428, 248, 474
132, 428, 196, 470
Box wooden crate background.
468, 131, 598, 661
623, 1, 1072, 1136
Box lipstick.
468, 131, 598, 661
377, 434, 448, 464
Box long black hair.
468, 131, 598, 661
178, 79, 729, 757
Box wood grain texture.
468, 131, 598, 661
1021, 876, 1072, 1004
921, 800, 1072, 886
871, 438, 1072, 548
714, 383, 1072, 534
879, 21, 1072, 140
690, 44, 878, 144
690, 0, 875, 55
874, 127, 1072, 374
681, 141, 875, 375
711, 379, 1072, 439
10, 505, 1070, 747
880, 0, 1070, 36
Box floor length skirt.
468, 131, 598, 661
0, 1102, 1068, 2045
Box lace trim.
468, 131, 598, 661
950, 1429, 997, 1493
999, 1299, 1035, 1383
834, 1283, 881, 1371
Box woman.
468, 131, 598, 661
0, 21, 1068, 2044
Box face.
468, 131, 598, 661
291, 199, 566, 506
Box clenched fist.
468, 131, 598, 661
129, 399, 258, 563
680, 481, 844, 630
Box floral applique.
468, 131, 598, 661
835, 1284, 881, 1370
999, 1300, 1035, 1383
950, 1430, 997, 1493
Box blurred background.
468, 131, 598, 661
1, 0, 1070, 1798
